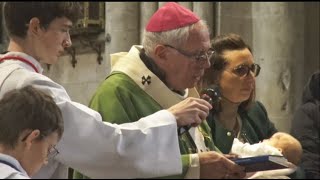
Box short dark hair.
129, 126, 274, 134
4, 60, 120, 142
201, 33, 255, 111
3, 2, 82, 38
0, 85, 63, 148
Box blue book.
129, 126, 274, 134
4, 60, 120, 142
232, 155, 290, 172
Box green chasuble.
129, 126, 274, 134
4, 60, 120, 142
73, 45, 216, 179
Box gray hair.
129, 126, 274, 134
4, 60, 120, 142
142, 20, 209, 56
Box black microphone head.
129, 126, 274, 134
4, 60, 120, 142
200, 85, 222, 113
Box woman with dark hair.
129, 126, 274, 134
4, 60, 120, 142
201, 33, 277, 153
200, 33, 305, 178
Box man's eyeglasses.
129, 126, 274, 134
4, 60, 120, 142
47, 146, 59, 160
164, 44, 214, 63
21, 131, 59, 160
228, 63, 261, 77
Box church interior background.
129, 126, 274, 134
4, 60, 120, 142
0, 2, 319, 132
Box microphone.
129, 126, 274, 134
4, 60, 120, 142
200, 85, 222, 113
178, 85, 222, 136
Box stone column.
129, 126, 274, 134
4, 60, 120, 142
178, 2, 193, 10
252, 2, 305, 132
158, 2, 166, 9
140, 2, 158, 43
0, 2, 9, 52
105, 2, 140, 74
215, 2, 253, 44
193, 2, 215, 38
304, 2, 320, 84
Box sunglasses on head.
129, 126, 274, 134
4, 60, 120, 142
230, 63, 261, 77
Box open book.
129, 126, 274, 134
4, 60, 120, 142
232, 155, 290, 172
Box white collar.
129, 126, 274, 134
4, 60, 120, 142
1, 52, 44, 74
0, 153, 29, 177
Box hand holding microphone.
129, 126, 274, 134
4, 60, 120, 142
200, 85, 222, 113
176, 85, 222, 135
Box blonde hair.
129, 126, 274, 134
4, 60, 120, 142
270, 132, 303, 165
200, 33, 255, 111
